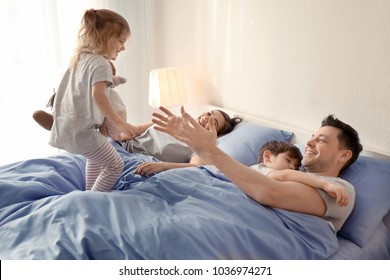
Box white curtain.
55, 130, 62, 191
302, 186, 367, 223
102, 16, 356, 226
0, 0, 149, 165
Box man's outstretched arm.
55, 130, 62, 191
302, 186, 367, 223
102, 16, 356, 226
152, 106, 326, 216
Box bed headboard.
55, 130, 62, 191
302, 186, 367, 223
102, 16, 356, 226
189, 103, 390, 160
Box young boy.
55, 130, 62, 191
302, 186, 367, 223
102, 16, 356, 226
251, 141, 349, 207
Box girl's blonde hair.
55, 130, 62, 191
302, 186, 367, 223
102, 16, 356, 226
70, 9, 130, 69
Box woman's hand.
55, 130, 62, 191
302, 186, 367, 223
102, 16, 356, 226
135, 162, 168, 176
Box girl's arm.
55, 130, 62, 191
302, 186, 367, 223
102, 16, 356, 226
135, 122, 154, 134
267, 169, 349, 206
121, 122, 154, 141
92, 81, 138, 138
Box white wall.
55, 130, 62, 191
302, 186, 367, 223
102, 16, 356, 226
3, 0, 387, 165
144, 0, 390, 156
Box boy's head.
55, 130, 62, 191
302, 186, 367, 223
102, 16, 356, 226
258, 141, 303, 170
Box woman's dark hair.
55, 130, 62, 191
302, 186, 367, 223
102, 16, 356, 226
321, 114, 363, 172
216, 110, 243, 137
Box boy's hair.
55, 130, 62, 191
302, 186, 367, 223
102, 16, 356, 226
321, 115, 363, 172
217, 111, 243, 137
70, 9, 130, 68
257, 141, 303, 167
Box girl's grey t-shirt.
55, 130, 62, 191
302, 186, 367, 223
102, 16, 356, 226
49, 54, 112, 154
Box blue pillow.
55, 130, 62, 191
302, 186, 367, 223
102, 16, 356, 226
217, 121, 293, 166
339, 156, 390, 247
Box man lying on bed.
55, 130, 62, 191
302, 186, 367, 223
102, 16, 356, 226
152, 106, 363, 232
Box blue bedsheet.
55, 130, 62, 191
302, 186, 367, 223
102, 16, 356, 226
0, 142, 338, 259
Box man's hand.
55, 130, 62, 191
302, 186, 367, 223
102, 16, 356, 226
152, 106, 218, 154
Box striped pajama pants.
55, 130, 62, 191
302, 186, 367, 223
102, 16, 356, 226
82, 141, 124, 192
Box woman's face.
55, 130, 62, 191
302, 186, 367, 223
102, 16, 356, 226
196, 110, 225, 134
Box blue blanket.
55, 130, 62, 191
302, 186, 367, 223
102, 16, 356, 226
0, 142, 338, 259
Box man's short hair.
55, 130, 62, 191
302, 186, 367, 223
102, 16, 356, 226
321, 115, 363, 171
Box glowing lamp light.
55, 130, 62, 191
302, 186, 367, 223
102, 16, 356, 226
149, 67, 187, 108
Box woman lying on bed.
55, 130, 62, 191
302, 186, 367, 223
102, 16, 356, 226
152, 106, 363, 232
33, 109, 242, 175
120, 110, 242, 175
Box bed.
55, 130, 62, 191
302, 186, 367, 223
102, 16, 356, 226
0, 108, 389, 260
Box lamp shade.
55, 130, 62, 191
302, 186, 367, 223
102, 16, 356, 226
149, 67, 187, 108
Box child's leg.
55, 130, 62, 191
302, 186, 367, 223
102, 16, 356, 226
85, 160, 102, 190
82, 141, 124, 192
99, 110, 127, 141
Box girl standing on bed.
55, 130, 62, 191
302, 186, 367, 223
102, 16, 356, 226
49, 9, 139, 192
